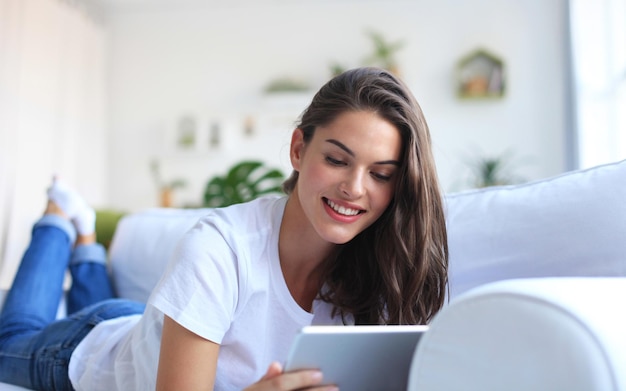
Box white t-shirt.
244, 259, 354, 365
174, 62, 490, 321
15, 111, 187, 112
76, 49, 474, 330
69, 196, 346, 390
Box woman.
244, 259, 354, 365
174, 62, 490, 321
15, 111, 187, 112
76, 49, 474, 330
0, 67, 448, 390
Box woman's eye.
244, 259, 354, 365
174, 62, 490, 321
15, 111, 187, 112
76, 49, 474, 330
325, 156, 345, 166
372, 172, 393, 182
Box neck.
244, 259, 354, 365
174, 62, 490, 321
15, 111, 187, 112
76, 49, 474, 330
279, 193, 336, 311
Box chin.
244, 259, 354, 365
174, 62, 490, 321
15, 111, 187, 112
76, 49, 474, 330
320, 228, 361, 245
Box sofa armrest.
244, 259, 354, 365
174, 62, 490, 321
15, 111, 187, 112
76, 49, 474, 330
408, 277, 626, 391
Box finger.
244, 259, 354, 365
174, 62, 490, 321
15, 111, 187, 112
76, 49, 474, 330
264, 369, 324, 390
260, 361, 283, 380
308, 385, 338, 391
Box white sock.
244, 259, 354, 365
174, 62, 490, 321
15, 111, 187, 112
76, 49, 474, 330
47, 177, 96, 235
73, 208, 96, 236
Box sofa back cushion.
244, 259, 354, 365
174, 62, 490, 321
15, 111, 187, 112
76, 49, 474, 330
108, 207, 211, 302
445, 159, 626, 301
108, 159, 626, 304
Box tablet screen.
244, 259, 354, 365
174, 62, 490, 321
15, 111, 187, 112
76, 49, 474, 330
284, 325, 428, 391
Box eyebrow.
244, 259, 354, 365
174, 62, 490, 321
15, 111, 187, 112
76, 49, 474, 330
325, 139, 400, 166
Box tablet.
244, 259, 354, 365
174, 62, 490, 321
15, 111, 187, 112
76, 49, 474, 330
284, 325, 428, 391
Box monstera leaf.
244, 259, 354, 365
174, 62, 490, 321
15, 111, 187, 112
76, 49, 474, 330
203, 161, 285, 207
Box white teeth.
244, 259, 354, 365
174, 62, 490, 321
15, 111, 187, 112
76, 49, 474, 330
326, 199, 360, 216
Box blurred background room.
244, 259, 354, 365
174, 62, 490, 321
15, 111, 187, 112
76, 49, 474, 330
1, 0, 624, 288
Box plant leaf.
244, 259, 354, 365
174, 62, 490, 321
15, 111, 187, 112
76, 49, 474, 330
203, 161, 285, 207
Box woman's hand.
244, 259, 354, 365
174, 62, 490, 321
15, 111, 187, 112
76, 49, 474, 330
244, 362, 338, 391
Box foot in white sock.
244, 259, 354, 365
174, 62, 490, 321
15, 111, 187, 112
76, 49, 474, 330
47, 177, 96, 235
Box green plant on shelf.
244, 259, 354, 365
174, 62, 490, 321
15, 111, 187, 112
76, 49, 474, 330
467, 151, 525, 188
363, 29, 405, 76
150, 159, 187, 207
264, 78, 310, 94
203, 161, 285, 208
150, 159, 187, 191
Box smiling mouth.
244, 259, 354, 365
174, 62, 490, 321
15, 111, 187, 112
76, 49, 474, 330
324, 198, 364, 216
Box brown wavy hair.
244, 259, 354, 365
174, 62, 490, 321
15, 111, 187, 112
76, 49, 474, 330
283, 67, 448, 325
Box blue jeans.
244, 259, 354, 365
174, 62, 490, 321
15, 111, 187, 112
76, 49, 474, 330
0, 216, 145, 390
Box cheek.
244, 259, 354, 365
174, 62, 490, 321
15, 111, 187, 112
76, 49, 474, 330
372, 183, 396, 210
300, 161, 332, 191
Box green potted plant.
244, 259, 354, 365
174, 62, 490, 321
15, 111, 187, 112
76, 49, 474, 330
150, 159, 187, 207
467, 151, 525, 188
203, 161, 285, 208
264, 78, 310, 94
363, 29, 405, 76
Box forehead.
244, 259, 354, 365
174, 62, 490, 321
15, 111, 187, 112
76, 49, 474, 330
313, 110, 402, 159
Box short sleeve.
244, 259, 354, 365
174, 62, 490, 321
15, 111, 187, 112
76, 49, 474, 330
148, 216, 243, 344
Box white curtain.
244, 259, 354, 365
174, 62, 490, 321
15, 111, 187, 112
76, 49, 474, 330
0, 0, 108, 289
570, 0, 626, 168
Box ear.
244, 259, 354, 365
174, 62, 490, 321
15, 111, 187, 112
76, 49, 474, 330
290, 128, 305, 171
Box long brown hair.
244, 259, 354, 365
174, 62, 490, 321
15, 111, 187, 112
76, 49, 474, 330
283, 67, 448, 325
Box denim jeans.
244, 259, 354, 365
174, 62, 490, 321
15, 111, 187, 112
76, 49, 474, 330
0, 215, 145, 390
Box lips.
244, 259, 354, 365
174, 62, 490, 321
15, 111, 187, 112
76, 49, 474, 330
324, 198, 364, 216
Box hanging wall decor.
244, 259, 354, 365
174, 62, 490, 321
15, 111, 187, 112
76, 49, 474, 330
456, 48, 505, 99
177, 114, 197, 149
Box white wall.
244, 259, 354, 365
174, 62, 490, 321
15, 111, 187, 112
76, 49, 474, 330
0, 0, 108, 288
103, 0, 568, 211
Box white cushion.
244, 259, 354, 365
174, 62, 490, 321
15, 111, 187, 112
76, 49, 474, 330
444, 159, 626, 300
108, 207, 212, 302
108, 160, 626, 303
408, 277, 626, 391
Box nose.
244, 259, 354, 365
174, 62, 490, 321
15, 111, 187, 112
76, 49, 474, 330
339, 170, 366, 199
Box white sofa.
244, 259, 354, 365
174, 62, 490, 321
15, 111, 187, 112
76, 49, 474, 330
1, 158, 625, 390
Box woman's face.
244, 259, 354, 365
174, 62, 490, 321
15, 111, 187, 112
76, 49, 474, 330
290, 110, 402, 245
